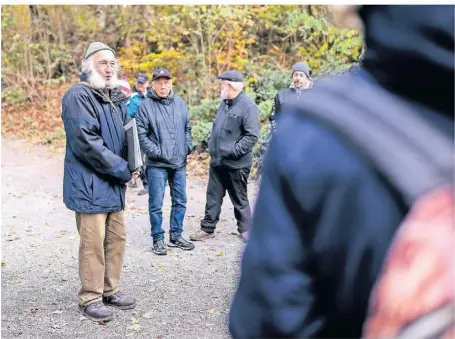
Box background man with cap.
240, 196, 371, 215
190, 70, 259, 243
128, 72, 149, 118
62, 41, 138, 322
136, 67, 194, 255
127, 72, 150, 195
269, 61, 313, 133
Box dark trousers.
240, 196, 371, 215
201, 166, 252, 234
140, 153, 148, 188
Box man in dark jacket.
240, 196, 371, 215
136, 68, 194, 255
269, 61, 313, 133
190, 70, 260, 243
230, 5, 454, 338
62, 42, 139, 322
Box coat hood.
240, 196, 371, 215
360, 5, 454, 117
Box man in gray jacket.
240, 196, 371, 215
190, 70, 260, 243
136, 68, 195, 255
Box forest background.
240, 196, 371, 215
1, 5, 363, 176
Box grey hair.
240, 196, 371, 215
228, 80, 244, 93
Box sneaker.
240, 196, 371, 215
190, 229, 215, 241
152, 240, 167, 255
169, 236, 195, 250
138, 189, 148, 196
103, 291, 136, 310
79, 301, 113, 322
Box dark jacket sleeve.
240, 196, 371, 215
62, 92, 131, 183
233, 103, 260, 158
229, 109, 404, 338
184, 102, 193, 154
136, 101, 162, 161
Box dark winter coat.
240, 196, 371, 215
62, 81, 132, 214
208, 92, 260, 169
135, 90, 192, 169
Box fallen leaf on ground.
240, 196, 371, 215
217, 252, 224, 257
6, 237, 21, 242
142, 312, 153, 319
1, 262, 6, 267
209, 309, 215, 313
24, 308, 39, 313
12, 279, 21, 284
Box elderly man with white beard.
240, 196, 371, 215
190, 70, 260, 243
61, 42, 139, 322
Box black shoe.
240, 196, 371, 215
103, 291, 136, 310
153, 240, 168, 255
169, 236, 195, 250
79, 301, 113, 322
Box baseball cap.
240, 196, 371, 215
152, 68, 172, 81
136, 72, 149, 84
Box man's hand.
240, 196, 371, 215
126, 171, 140, 186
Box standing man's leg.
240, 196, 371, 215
226, 167, 252, 242
138, 154, 148, 196
168, 166, 194, 250
147, 167, 168, 255
76, 213, 113, 321
191, 166, 226, 241
102, 211, 136, 309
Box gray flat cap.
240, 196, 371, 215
292, 62, 311, 77
84, 42, 116, 60
218, 70, 243, 82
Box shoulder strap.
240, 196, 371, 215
293, 74, 453, 205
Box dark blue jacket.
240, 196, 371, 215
62, 82, 132, 214
136, 90, 192, 169
230, 5, 454, 338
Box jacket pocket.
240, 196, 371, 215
219, 115, 241, 159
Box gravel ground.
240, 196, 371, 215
1, 138, 257, 339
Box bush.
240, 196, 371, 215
2, 87, 31, 105
191, 120, 213, 149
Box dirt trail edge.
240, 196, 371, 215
2, 138, 257, 339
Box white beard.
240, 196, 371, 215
220, 88, 229, 99
88, 71, 120, 89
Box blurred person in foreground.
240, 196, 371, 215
230, 5, 454, 338
190, 70, 259, 243
136, 68, 194, 255
127, 72, 150, 195
62, 42, 139, 322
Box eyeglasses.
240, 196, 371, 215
96, 60, 117, 70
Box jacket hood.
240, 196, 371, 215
147, 88, 175, 105
360, 5, 454, 117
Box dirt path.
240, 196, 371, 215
1, 138, 257, 339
